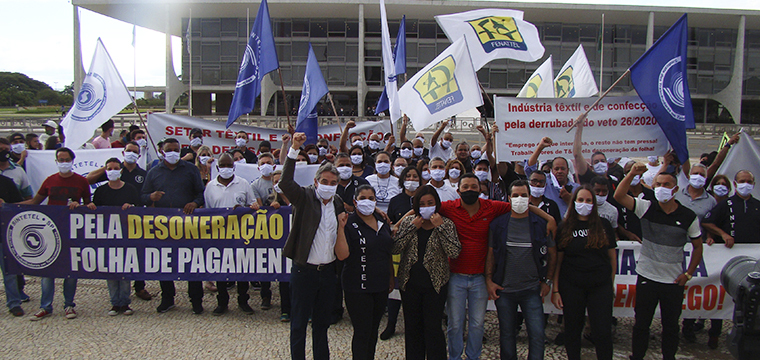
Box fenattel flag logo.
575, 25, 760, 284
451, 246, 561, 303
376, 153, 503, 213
413, 55, 463, 114
555, 66, 575, 98
467, 16, 527, 53
524, 74, 544, 98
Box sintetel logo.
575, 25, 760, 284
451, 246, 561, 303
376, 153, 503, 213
6, 211, 61, 270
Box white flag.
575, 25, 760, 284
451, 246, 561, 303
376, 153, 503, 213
435, 9, 544, 71
399, 37, 483, 131
517, 55, 554, 98
62, 38, 133, 149
554, 44, 598, 98
380, 0, 401, 122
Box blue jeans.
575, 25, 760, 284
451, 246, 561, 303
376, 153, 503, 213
494, 286, 545, 360
0, 246, 22, 309
40, 278, 77, 312
447, 273, 489, 360
107, 280, 131, 307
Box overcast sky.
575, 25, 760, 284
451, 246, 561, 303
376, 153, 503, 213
1, 0, 758, 92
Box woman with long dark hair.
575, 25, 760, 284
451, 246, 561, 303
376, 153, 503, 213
551, 185, 617, 360
394, 185, 461, 359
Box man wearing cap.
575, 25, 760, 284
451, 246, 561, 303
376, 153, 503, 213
39, 120, 58, 146
8, 133, 28, 167
181, 127, 204, 163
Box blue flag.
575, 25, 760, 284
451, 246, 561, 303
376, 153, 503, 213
226, 0, 279, 128
375, 17, 406, 116
630, 14, 694, 163
296, 43, 329, 145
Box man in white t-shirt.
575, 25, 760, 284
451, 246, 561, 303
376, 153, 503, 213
429, 120, 454, 161
427, 157, 459, 202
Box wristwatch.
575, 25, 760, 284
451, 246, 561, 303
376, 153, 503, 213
683, 272, 693, 281
543, 278, 553, 287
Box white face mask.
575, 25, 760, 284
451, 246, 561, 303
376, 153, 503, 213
316, 183, 337, 200
394, 166, 405, 177
595, 194, 608, 206
369, 140, 382, 150
400, 148, 413, 159
356, 199, 376, 216
421, 170, 431, 180
474, 170, 488, 182
511, 196, 529, 214
630, 174, 641, 186
404, 180, 419, 192
415, 136, 425, 143
575, 202, 593, 216
164, 151, 180, 165
689, 174, 706, 189
529, 185, 545, 198
647, 156, 658, 163
199, 156, 211, 165
352, 140, 364, 147
350, 154, 363, 165
471, 150, 482, 159
479, 193, 489, 200
713, 184, 729, 197
259, 163, 274, 177
56, 161, 73, 174
308, 154, 319, 163
337, 166, 353, 180
419, 206, 436, 220
593, 161, 608, 175
441, 140, 452, 149
11, 143, 25, 154
123, 151, 139, 164
430, 169, 445, 182
413, 147, 424, 157
448, 168, 461, 179
106, 169, 121, 181
136, 139, 147, 149
736, 183, 755, 197
375, 162, 391, 175
607, 157, 616, 164
218, 167, 234, 179
318, 146, 328, 156
190, 137, 203, 147
235, 138, 247, 147
235, 159, 246, 165
654, 186, 675, 203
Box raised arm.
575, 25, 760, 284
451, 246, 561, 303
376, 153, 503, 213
707, 132, 740, 180
279, 134, 291, 165
280, 132, 309, 205
338, 120, 356, 153
399, 115, 409, 143
86, 166, 106, 185
573, 119, 589, 177
430, 120, 448, 147
529, 137, 553, 167
615, 162, 647, 211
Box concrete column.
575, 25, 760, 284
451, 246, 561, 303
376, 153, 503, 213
261, 72, 277, 116
73, 6, 85, 97
713, 15, 745, 124
357, 4, 368, 115
646, 12, 654, 50
165, 10, 187, 114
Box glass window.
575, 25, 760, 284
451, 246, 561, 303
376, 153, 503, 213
346, 44, 358, 62
419, 22, 437, 39
614, 25, 631, 44
697, 75, 713, 94
329, 20, 345, 35
311, 20, 328, 38
201, 67, 220, 85
490, 69, 506, 89
405, 41, 417, 62
346, 66, 358, 86
477, 68, 490, 86
544, 24, 561, 41
419, 44, 436, 63
580, 25, 598, 42
562, 26, 579, 43
631, 26, 647, 45
221, 41, 238, 58
346, 21, 359, 38
406, 19, 419, 39
365, 66, 382, 85
508, 69, 525, 88
292, 41, 309, 61
201, 44, 220, 62
221, 18, 237, 36
276, 43, 292, 62
221, 63, 238, 83
279, 65, 292, 86
328, 66, 344, 85
293, 20, 309, 36
698, 29, 715, 47
312, 44, 327, 62
274, 20, 292, 38
201, 19, 221, 38
365, 19, 381, 38
239, 20, 248, 37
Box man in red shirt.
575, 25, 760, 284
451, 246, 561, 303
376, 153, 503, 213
21, 147, 95, 321
440, 173, 556, 360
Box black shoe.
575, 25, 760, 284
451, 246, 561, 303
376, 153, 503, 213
380, 326, 395, 340
192, 302, 203, 315
239, 303, 255, 315
9, 306, 24, 317
156, 301, 175, 313
212, 306, 227, 316
554, 332, 565, 346
693, 319, 706, 332
683, 327, 697, 343
261, 297, 271, 310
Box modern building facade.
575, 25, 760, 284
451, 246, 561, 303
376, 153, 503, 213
73, 1, 760, 124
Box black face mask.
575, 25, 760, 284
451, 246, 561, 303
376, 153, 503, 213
460, 190, 480, 205
0, 150, 9, 163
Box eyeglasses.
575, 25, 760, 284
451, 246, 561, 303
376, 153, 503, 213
529, 179, 546, 186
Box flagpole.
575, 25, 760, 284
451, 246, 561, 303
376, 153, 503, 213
246, 8, 250, 124
599, 13, 604, 98
277, 69, 292, 128
188, 8, 193, 117
478, 81, 494, 108
327, 93, 343, 133
565, 69, 630, 133
133, 24, 137, 102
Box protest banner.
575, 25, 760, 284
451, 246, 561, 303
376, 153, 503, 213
2, 204, 292, 282
493, 96, 669, 162
147, 113, 392, 158
24, 148, 147, 196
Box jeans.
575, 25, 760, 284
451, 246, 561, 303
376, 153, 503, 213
40, 277, 77, 312
631, 275, 685, 360
560, 278, 613, 360
0, 247, 22, 309
290, 263, 337, 360
494, 286, 545, 360
344, 291, 387, 360
402, 283, 448, 360
447, 273, 489, 360
107, 280, 131, 307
